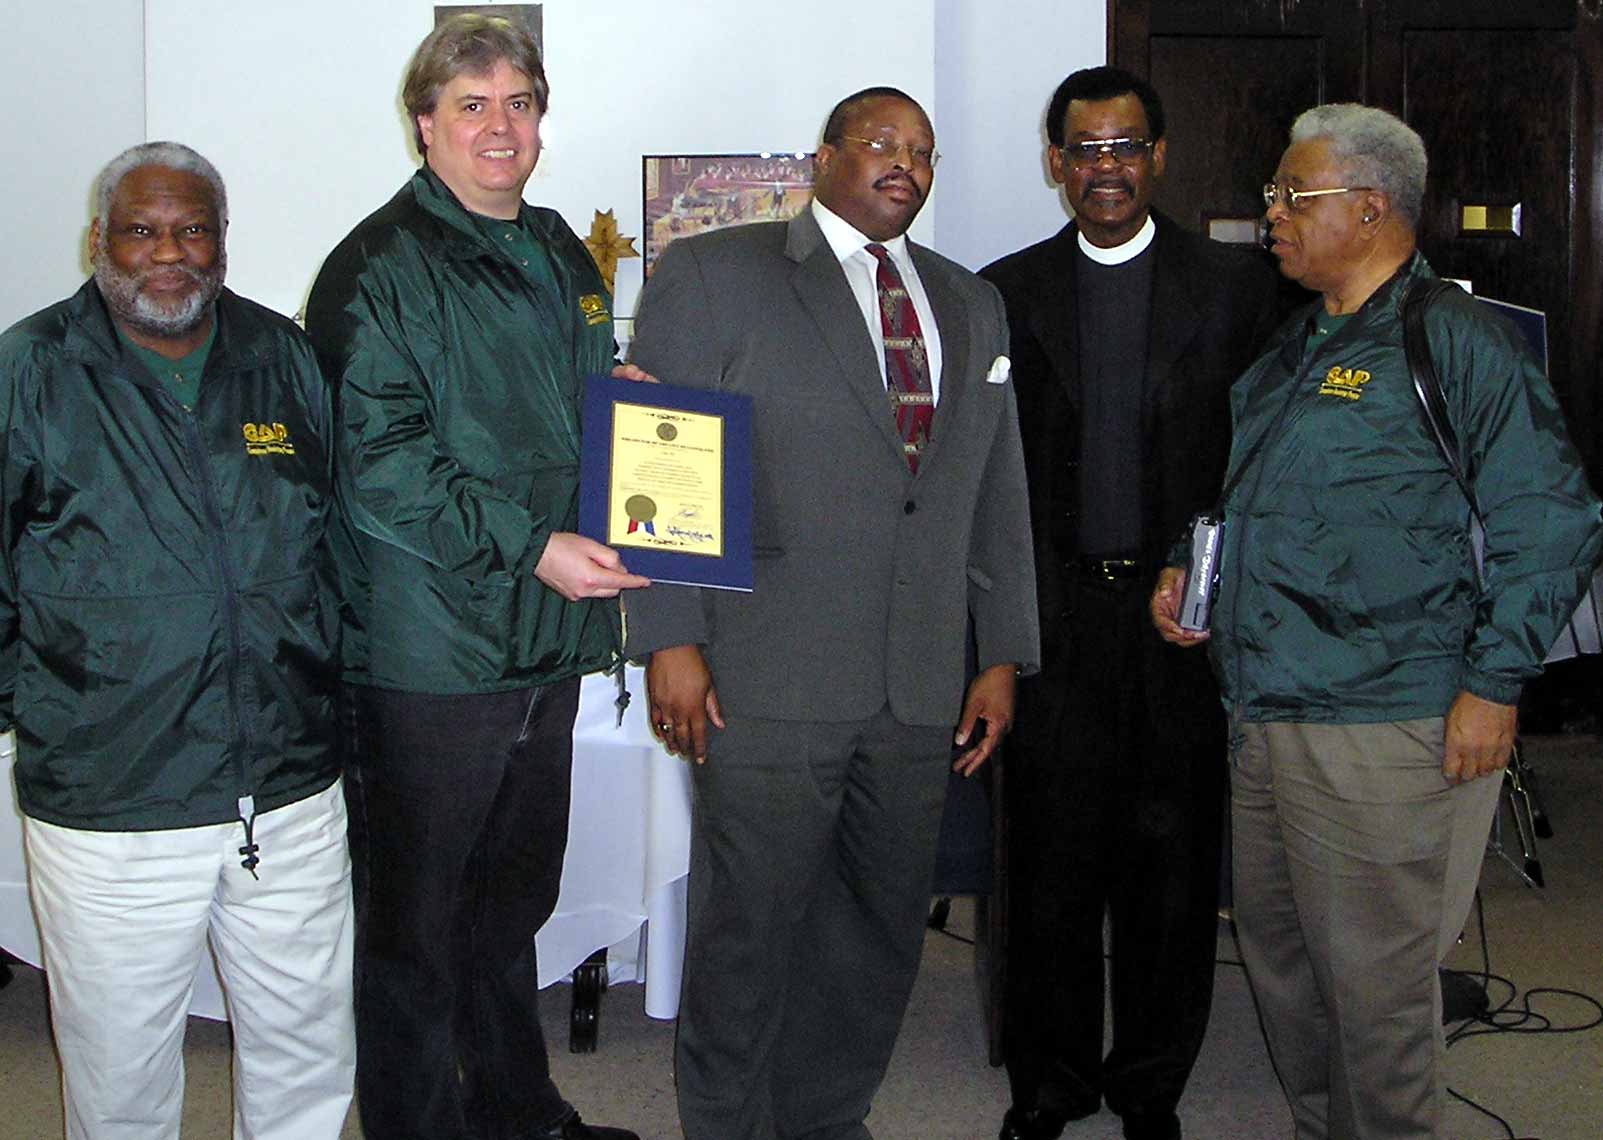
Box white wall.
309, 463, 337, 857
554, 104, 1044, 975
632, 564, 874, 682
932, 0, 1106, 270
0, 0, 145, 330
144, 0, 934, 324
6, 1, 1107, 331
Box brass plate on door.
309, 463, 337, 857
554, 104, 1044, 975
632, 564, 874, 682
1460, 203, 1522, 236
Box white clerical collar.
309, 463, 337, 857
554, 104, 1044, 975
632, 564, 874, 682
812, 198, 911, 264
1077, 214, 1156, 265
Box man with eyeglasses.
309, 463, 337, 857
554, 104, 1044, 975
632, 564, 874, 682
1153, 103, 1601, 1140
981, 67, 1280, 1140
627, 85, 1039, 1140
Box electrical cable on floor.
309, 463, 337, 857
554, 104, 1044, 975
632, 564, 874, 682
1441, 890, 1603, 1140
936, 878, 1600, 1140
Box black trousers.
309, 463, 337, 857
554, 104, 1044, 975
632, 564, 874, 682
1003, 573, 1225, 1119
344, 679, 580, 1140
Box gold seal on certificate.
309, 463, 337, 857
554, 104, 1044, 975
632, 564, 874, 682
608, 401, 724, 557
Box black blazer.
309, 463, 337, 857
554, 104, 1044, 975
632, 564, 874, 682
981, 211, 1281, 669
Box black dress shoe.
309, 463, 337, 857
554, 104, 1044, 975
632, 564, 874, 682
536, 1111, 639, 1140
1120, 1109, 1180, 1140
998, 1106, 1069, 1140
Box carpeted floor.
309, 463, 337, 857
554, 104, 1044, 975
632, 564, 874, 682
1, 736, 1598, 1140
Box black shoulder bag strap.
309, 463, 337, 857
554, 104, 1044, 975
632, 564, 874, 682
1402, 277, 1489, 590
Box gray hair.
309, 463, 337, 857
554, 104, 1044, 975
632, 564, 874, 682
94, 141, 228, 228
1288, 104, 1426, 229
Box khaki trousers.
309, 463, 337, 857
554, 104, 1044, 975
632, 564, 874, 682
1229, 716, 1502, 1140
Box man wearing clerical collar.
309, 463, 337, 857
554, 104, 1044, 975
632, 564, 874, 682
982, 67, 1281, 1140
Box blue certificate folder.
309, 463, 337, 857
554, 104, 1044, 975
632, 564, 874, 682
579, 375, 754, 591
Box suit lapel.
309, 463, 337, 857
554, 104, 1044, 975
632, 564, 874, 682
911, 243, 969, 475
786, 212, 906, 463
1143, 220, 1202, 420
1040, 225, 1082, 410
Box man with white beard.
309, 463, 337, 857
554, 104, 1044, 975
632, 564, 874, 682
0, 141, 353, 1140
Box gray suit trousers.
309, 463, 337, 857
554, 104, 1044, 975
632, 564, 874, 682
1229, 716, 1502, 1140
675, 707, 952, 1140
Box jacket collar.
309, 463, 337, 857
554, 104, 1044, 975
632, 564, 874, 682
785, 209, 904, 464
408, 166, 557, 262
1144, 211, 1203, 409
1294, 247, 1427, 327
909, 241, 969, 475
1275, 249, 1428, 369
59, 279, 281, 382
783, 204, 829, 265
1372, 249, 1431, 315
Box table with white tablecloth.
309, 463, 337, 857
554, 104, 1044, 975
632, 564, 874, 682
0, 666, 691, 1022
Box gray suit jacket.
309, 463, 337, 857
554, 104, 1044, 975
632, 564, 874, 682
624, 209, 1039, 727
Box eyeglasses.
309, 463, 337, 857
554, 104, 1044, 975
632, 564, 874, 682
1262, 183, 1373, 211
838, 135, 941, 169
1058, 137, 1154, 165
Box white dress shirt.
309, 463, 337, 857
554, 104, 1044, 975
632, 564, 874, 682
810, 198, 944, 402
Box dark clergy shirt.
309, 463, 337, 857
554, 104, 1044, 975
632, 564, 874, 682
1075, 243, 1154, 556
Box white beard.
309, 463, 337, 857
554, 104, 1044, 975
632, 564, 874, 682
93, 246, 226, 338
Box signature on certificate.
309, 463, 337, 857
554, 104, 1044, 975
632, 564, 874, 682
667, 525, 715, 544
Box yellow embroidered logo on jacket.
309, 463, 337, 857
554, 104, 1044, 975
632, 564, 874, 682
242, 422, 295, 456
578, 294, 610, 326
1318, 365, 1372, 401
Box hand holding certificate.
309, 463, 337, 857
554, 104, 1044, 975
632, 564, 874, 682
579, 375, 754, 591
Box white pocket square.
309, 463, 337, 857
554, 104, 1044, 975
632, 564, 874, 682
985, 355, 1011, 385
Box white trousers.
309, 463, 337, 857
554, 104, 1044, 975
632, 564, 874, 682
25, 780, 355, 1140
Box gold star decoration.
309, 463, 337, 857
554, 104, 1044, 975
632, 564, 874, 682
583, 209, 639, 295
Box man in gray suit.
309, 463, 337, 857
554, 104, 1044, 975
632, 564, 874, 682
626, 86, 1040, 1140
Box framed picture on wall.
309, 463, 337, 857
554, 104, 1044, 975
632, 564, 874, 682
642, 153, 814, 276
434, 4, 542, 54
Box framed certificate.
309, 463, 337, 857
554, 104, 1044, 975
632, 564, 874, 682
578, 375, 754, 591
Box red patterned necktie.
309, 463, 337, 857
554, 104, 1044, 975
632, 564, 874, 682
866, 243, 933, 472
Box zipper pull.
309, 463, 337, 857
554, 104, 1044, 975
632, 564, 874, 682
237, 795, 261, 879
612, 658, 631, 728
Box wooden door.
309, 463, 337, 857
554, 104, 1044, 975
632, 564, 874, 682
1111, 0, 1603, 477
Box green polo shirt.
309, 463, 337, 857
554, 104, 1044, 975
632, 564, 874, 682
118, 314, 216, 410
476, 212, 563, 295
1304, 309, 1356, 355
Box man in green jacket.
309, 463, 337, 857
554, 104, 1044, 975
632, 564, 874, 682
1153, 105, 1602, 1139
1, 142, 352, 1139
304, 14, 644, 1140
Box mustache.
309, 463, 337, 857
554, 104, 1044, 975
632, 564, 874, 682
874, 171, 924, 200
93, 245, 226, 338
1081, 177, 1133, 198
136, 263, 209, 288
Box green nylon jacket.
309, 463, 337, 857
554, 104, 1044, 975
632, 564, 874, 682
1209, 254, 1603, 722
0, 283, 341, 830
305, 169, 620, 693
